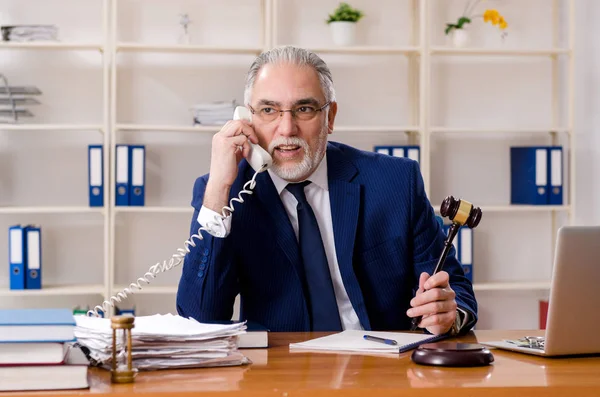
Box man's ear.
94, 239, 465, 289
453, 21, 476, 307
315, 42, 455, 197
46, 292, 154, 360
327, 101, 338, 134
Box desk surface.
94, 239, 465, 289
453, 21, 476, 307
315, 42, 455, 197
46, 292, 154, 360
11, 330, 600, 397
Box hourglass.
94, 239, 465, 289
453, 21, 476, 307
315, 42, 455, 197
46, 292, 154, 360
110, 315, 136, 383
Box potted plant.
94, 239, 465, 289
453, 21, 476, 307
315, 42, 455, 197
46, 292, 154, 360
326, 2, 364, 46
445, 0, 508, 47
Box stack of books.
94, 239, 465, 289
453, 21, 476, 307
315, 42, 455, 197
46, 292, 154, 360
0, 308, 89, 392
74, 313, 251, 370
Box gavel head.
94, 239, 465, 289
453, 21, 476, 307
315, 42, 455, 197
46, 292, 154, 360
440, 196, 482, 229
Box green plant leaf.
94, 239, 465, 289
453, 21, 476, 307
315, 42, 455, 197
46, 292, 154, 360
326, 2, 364, 23
456, 17, 471, 29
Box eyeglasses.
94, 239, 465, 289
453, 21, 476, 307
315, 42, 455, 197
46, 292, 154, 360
249, 102, 330, 123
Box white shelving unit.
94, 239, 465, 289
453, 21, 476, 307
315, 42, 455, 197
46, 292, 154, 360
0, 0, 112, 304
421, 0, 576, 305
0, 1, 576, 325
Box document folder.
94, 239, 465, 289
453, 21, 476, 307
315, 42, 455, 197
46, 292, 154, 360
510, 146, 549, 205
8, 225, 25, 290
460, 227, 473, 283
24, 225, 41, 289
88, 145, 103, 207
548, 147, 563, 205
129, 145, 145, 206
115, 145, 130, 206
511, 146, 564, 205
373, 145, 420, 164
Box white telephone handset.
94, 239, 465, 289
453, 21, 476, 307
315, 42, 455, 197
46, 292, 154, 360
87, 107, 272, 317
233, 106, 272, 172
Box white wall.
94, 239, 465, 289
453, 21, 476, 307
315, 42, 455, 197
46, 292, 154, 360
0, 0, 598, 327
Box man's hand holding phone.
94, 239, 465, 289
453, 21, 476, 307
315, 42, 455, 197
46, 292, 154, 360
204, 119, 260, 213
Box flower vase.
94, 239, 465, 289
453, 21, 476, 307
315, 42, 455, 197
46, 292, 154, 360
451, 29, 470, 48
329, 21, 357, 46
178, 31, 191, 45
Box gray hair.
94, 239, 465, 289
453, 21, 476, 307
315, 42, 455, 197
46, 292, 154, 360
243, 46, 336, 106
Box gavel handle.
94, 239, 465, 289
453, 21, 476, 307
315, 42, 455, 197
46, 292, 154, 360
410, 223, 461, 331
433, 223, 460, 274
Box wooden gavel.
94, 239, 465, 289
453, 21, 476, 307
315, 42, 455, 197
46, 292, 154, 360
410, 196, 482, 331
434, 196, 482, 275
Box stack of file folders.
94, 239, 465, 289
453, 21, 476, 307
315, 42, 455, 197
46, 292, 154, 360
8, 224, 42, 290
73, 314, 250, 370
190, 100, 237, 125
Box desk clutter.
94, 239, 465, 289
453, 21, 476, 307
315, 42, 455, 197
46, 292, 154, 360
74, 313, 249, 371
0, 308, 88, 392
0, 308, 258, 391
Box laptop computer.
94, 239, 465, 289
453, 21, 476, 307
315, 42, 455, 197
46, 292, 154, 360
482, 225, 600, 357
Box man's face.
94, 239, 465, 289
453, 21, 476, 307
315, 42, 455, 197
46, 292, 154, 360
249, 63, 337, 182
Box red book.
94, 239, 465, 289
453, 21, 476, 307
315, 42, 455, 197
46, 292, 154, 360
539, 300, 549, 329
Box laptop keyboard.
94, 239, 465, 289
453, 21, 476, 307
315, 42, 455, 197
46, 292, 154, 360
506, 336, 546, 350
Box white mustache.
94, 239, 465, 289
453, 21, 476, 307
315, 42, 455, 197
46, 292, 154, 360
268, 137, 309, 155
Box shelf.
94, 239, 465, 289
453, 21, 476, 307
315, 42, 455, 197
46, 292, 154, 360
0, 206, 105, 215
306, 46, 420, 55
112, 285, 178, 295
481, 205, 570, 212
335, 125, 420, 133
0, 284, 105, 297
116, 43, 263, 54
473, 281, 551, 291
0, 124, 104, 132
435, 205, 570, 214
430, 127, 571, 134
116, 124, 218, 133
116, 124, 420, 133
0, 42, 104, 51
114, 206, 193, 214
430, 47, 571, 57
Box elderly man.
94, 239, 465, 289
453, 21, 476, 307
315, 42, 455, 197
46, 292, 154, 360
176, 46, 477, 335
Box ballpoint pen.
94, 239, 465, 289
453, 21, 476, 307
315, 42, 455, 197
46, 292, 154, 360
363, 334, 398, 346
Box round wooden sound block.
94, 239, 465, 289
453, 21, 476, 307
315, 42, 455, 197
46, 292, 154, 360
411, 342, 494, 367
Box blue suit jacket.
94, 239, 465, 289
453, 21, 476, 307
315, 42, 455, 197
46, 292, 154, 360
176, 141, 478, 332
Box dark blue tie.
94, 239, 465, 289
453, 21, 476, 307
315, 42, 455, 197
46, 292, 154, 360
286, 181, 342, 331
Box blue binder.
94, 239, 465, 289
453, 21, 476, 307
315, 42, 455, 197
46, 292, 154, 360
88, 145, 104, 207
373, 145, 420, 164
24, 225, 42, 289
459, 227, 473, 283
442, 224, 473, 282
548, 146, 563, 205
510, 146, 550, 205
8, 225, 25, 290
115, 144, 130, 206
129, 145, 146, 206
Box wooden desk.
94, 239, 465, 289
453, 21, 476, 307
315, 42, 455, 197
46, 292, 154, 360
11, 330, 600, 396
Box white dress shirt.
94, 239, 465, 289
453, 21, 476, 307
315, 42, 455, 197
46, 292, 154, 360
197, 154, 363, 330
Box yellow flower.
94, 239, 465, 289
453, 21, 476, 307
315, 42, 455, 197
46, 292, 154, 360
498, 16, 508, 29
483, 9, 500, 25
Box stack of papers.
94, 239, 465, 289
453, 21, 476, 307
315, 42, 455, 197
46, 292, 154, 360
190, 101, 237, 125
74, 314, 249, 370
1, 25, 59, 42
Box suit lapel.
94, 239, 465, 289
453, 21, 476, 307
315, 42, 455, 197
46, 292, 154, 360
327, 144, 371, 330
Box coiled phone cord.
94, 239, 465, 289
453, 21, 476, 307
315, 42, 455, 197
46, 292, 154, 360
87, 169, 263, 317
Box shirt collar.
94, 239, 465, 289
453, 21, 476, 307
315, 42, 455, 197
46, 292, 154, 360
268, 152, 329, 196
